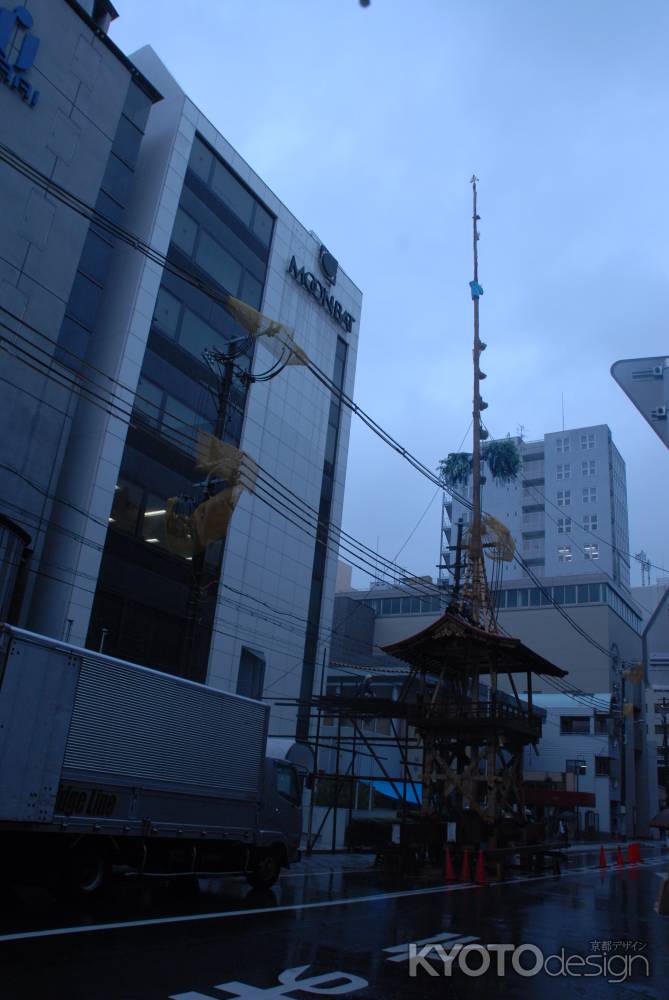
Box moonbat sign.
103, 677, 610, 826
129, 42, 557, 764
288, 253, 355, 334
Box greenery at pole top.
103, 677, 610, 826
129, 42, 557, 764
437, 437, 522, 487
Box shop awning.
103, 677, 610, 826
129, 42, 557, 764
364, 779, 422, 805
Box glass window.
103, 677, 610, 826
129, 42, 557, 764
179, 308, 219, 359
241, 269, 263, 309
67, 271, 102, 330
583, 514, 598, 531
57, 316, 89, 362
558, 544, 572, 563
557, 489, 570, 506
112, 114, 143, 168
196, 230, 243, 294
122, 82, 152, 132
134, 376, 163, 425
564, 585, 576, 604
153, 287, 181, 338
190, 138, 214, 183
275, 764, 300, 805
401, 597, 412, 613
497, 590, 506, 609
560, 716, 590, 734
94, 190, 124, 230
584, 543, 599, 561
582, 460, 596, 477
557, 517, 571, 534
101, 153, 133, 206
518, 588, 529, 607
390, 598, 401, 614
109, 479, 142, 534
172, 209, 198, 257
529, 588, 540, 607
553, 586, 564, 604
540, 587, 552, 606
588, 583, 601, 602
577, 584, 589, 603
556, 464, 570, 480
162, 394, 205, 451
211, 161, 254, 225
506, 589, 518, 608
141, 492, 167, 545
582, 487, 597, 503
581, 433, 595, 449
79, 230, 113, 284
252, 204, 274, 246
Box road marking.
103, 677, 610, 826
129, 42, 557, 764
384, 931, 479, 962
171, 965, 368, 999
0, 858, 664, 944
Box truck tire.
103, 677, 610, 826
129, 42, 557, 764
51, 845, 110, 900
246, 850, 281, 889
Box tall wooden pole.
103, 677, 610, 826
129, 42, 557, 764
469, 176, 484, 630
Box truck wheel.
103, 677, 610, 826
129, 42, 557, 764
246, 851, 281, 889
52, 846, 109, 900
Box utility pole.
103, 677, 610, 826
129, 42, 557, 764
662, 696, 669, 807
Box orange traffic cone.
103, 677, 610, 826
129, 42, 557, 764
475, 849, 486, 884
445, 847, 455, 882
627, 843, 640, 864
598, 846, 607, 868
460, 847, 471, 882
617, 845, 625, 866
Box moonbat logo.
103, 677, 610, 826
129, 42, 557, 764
0, 5, 40, 107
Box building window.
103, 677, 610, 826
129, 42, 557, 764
582, 460, 597, 477
583, 487, 597, 503
556, 464, 571, 480
595, 756, 611, 776
583, 514, 598, 531
584, 543, 599, 560
557, 490, 571, 507
558, 544, 573, 563
557, 517, 571, 534
581, 432, 596, 449
556, 436, 570, 453
594, 715, 609, 735
561, 716, 590, 734
237, 647, 266, 700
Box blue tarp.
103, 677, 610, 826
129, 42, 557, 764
367, 779, 422, 805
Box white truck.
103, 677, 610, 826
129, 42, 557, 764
0, 625, 306, 896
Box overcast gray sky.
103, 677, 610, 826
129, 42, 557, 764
111, 0, 669, 590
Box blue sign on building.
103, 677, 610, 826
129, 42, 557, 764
0, 5, 40, 107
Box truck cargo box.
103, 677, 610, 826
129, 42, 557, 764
0, 626, 269, 837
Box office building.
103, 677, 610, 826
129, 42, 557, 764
0, 1, 362, 737
440, 424, 631, 589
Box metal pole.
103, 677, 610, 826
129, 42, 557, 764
663, 697, 668, 808
306, 646, 327, 856
332, 680, 343, 853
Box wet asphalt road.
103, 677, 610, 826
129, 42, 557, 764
1, 845, 668, 1000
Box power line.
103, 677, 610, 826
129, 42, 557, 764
0, 143, 641, 691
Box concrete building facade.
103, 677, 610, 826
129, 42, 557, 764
441, 424, 631, 590
0, 2, 362, 737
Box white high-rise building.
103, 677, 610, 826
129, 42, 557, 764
441, 424, 631, 590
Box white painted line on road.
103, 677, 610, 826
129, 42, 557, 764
0, 858, 665, 944
384, 932, 479, 962
383, 930, 465, 954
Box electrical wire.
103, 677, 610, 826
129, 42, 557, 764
0, 143, 645, 698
